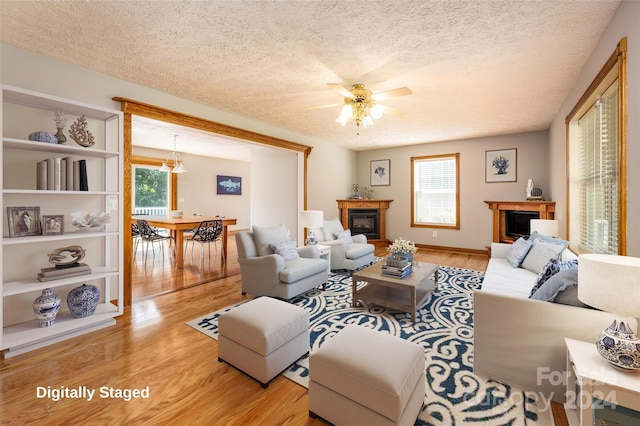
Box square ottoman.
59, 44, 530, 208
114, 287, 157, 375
218, 296, 309, 388
309, 325, 425, 425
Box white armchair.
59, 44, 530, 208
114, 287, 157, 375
311, 218, 375, 274
236, 224, 329, 300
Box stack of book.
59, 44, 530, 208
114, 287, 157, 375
381, 263, 412, 279
37, 263, 91, 282
36, 157, 88, 191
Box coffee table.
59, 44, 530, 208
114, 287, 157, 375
352, 261, 439, 322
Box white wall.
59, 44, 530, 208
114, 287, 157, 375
548, 0, 640, 256
356, 131, 549, 251
132, 146, 251, 229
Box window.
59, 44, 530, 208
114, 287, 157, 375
411, 153, 460, 229
566, 38, 627, 255
133, 165, 170, 215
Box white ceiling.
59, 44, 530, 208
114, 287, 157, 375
0, 0, 621, 159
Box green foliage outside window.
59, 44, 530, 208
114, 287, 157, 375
135, 168, 168, 207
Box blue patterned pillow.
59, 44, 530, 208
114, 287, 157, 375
529, 258, 578, 297
506, 237, 532, 267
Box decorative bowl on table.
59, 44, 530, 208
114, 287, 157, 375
170, 210, 183, 218
71, 211, 111, 232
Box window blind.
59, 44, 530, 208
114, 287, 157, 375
578, 83, 618, 254
413, 155, 457, 226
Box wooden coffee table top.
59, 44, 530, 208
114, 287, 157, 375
353, 261, 439, 288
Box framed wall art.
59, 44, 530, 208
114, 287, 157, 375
370, 159, 390, 186
7, 206, 41, 237
486, 149, 517, 182
216, 175, 242, 195
42, 215, 64, 235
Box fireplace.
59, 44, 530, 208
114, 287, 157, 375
348, 209, 379, 239
505, 210, 539, 239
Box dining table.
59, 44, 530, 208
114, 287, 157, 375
132, 215, 237, 268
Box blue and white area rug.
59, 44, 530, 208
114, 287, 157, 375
187, 266, 553, 425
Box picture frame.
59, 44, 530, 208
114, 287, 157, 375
370, 159, 390, 186
7, 206, 42, 237
216, 175, 242, 195
486, 149, 517, 182
42, 215, 64, 236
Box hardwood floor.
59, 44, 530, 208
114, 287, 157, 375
0, 244, 567, 425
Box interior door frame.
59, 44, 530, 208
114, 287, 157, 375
113, 97, 313, 306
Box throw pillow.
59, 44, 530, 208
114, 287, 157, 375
506, 237, 532, 267
521, 238, 568, 274
528, 231, 569, 247
553, 285, 590, 308
334, 229, 354, 244
252, 224, 289, 257
268, 240, 300, 262
530, 268, 579, 301
322, 218, 344, 241
529, 258, 579, 297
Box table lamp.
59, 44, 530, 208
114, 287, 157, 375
300, 210, 323, 245
578, 253, 640, 372
529, 219, 559, 238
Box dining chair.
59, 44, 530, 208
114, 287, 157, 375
184, 219, 224, 266
136, 219, 175, 265
132, 222, 141, 258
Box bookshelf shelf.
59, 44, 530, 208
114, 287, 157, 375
1, 85, 124, 358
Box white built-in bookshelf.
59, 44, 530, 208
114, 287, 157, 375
1, 85, 123, 357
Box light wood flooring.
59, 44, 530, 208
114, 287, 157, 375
1, 242, 567, 425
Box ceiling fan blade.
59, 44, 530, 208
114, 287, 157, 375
373, 87, 412, 101
378, 104, 405, 117
304, 103, 341, 111
327, 83, 355, 98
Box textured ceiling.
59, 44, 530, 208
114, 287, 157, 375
0, 0, 621, 157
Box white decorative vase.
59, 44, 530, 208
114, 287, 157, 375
32, 288, 61, 327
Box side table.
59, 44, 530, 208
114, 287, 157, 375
564, 338, 640, 426
315, 244, 331, 276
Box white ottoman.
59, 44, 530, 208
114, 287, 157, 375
218, 296, 309, 388
309, 325, 425, 425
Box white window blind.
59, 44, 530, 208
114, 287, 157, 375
412, 154, 458, 227
577, 83, 618, 254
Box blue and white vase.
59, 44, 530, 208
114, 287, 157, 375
33, 288, 61, 327
67, 284, 100, 318
595, 320, 640, 372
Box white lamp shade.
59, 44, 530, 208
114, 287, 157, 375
529, 219, 559, 238
300, 210, 324, 228
578, 253, 640, 318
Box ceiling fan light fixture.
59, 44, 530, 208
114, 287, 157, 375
369, 104, 383, 119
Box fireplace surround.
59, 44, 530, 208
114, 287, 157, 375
336, 199, 393, 248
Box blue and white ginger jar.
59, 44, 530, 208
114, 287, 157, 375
33, 288, 61, 327
67, 284, 100, 318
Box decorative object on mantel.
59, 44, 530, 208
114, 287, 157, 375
578, 254, 640, 372
70, 211, 110, 232
387, 237, 417, 263
349, 183, 362, 199
526, 179, 544, 200
300, 210, 324, 245
69, 115, 95, 147
485, 149, 517, 182
32, 288, 61, 328
53, 111, 67, 144
28, 131, 57, 144
67, 284, 100, 318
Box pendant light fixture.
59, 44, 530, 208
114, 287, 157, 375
159, 134, 188, 173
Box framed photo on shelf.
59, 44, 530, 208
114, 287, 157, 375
486, 149, 517, 182
42, 215, 64, 236
370, 159, 390, 186
216, 175, 242, 195
7, 206, 42, 237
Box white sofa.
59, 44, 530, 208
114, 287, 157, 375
473, 242, 619, 403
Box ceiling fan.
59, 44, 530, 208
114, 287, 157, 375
306, 83, 412, 134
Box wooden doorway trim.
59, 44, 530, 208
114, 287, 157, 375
114, 97, 313, 306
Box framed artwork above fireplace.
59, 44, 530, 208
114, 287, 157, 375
486, 148, 517, 182
370, 159, 390, 186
